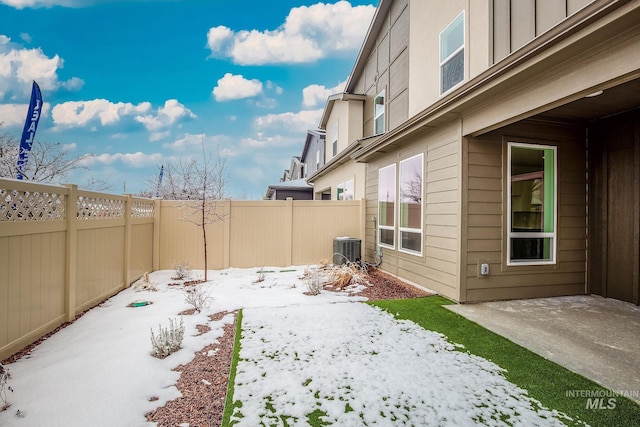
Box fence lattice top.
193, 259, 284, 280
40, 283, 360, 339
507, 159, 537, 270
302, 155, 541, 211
1, 188, 66, 221
77, 196, 125, 220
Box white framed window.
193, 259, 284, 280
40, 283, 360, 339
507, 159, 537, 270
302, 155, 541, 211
507, 142, 557, 265
332, 123, 338, 157
337, 179, 354, 200
399, 154, 423, 255
378, 164, 396, 248
315, 150, 320, 170
440, 12, 465, 94
374, 90, 385, 135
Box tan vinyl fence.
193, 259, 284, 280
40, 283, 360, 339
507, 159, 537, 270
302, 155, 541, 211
0, 178, 365, 360
0, 179, 156, 361
158, 198, 366, 270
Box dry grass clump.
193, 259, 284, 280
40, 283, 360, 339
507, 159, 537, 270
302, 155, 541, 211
302, 259, 369, 295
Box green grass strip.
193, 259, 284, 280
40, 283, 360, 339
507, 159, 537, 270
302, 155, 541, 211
371, 296, 640, 427
221, 310, 243, 427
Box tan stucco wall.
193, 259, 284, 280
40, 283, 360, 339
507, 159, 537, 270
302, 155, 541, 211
312, 161, 366, 201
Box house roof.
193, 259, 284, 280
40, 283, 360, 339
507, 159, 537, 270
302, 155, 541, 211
264, 178, 313, 200
301, 129, 325, 162
318, 93, 367, 130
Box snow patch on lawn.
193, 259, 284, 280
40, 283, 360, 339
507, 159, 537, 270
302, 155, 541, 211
231, 303, 571, 426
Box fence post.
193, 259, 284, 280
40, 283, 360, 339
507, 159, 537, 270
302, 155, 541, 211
359, 198, 367, 245
285, 197, 293, 266
64, 184, 78, 322
153, 198, 161, 271
123, 194, 133, 287
223, 199, 231, 269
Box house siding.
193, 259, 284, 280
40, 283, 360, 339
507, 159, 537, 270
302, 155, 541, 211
359, 0, 409, 139
492, 0, 597, 63
462, 120, 587, 302
365, 121, 461, 300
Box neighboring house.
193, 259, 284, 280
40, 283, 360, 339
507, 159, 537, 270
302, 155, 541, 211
264, 178, 313, 200
310, 0, 640, 306
309, 93, 368, 200
264, 130, 325, 200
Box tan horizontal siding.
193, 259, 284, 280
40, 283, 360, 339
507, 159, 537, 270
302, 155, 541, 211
462, 121, 587, 302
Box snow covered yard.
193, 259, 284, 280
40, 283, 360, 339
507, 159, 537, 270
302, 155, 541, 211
230, 303, 570, 426
0, 267, 571, 426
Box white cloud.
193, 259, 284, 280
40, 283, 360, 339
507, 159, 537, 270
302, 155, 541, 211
0, 101, 50, 127
135, 99, 196, 131
0, 0, 153, 8
206, 1, 375, 65
212, 73, 263, 102
52, 99, 152, 127
79, 151, 162, 168
302, 79, 347, 108
254, 108, 323, 134
0, 37, 83, 100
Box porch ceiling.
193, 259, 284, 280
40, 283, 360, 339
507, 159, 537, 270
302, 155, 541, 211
533, 77, 640, 123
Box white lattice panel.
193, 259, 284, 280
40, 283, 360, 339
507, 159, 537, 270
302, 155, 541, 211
131, 200, 154, 218
77, 196, 124, 219
0, 188, 66, 221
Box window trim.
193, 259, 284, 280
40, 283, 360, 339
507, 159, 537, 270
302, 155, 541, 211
506, 142, 557, 266
378, 163, 396, 249
439, 11, 465, 95
398, 154, 424, 256
374, 90, 385, 135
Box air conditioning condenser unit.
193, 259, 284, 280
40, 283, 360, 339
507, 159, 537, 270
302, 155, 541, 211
333, 237, 361, 265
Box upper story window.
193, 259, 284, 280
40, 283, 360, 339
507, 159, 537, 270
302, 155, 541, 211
374, 90, 385, 135
507, 143, 557, 265
440, 12, 465, 94
332, 123, 338, 157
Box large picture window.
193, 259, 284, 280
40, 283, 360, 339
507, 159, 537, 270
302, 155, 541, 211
399, 154, 423, 254
440, 12, 464, 94
508, 143, 557, 265
378, 164, 396, 248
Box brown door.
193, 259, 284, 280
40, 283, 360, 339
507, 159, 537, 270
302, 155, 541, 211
589, 110, 640, 305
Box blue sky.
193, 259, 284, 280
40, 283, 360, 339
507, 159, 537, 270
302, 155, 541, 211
0, 0, 377, 198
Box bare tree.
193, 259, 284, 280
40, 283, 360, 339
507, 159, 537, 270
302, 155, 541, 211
0, 132, 86, 183
146, 139, 228, 281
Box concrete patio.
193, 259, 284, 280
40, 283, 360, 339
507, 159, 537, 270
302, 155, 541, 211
447, 295, 640, 403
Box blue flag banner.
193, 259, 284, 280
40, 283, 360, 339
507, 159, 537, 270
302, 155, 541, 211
16, 81, 43, 180
155, 165, 164, 197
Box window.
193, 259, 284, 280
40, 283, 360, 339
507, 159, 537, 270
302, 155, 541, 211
378, 164, 396, 248
374, 90, 385, 135
315, 150, 320, 170
332, 123, 338, 157
337, 179, 354, 200
508, 143, 557, 265
399, 154, 423, 254
440, 12, 464, 94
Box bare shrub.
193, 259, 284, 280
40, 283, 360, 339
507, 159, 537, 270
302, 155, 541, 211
0, 364, 13, 411
184, 286, 213, 312
171, 261, 193, 280
151, 317, 185, 358
302, 266, 330, 295
134, 272, 157, 292
254, 268, 267, 283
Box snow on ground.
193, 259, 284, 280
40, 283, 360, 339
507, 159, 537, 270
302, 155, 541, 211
0, 267, 569, 426
231, 303, 570, 427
